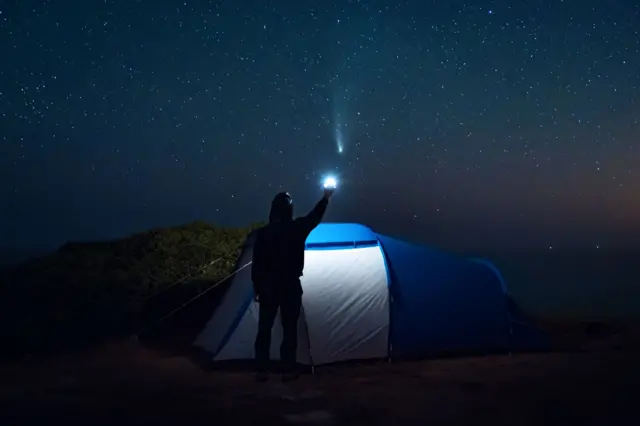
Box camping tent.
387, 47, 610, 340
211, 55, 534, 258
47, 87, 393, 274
193, 223, 546, 366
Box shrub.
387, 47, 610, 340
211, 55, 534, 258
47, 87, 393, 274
0, 221, 263, 356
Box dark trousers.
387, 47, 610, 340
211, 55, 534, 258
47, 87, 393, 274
254, 291, 302, 373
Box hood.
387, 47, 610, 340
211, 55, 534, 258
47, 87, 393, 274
269, 192, 294, 223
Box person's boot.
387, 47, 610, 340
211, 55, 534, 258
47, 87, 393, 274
281, 363, 299, 382
281, 372, 299, 382
255, 363, 269, 382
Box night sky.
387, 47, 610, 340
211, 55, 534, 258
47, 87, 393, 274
2, 0, 639, 252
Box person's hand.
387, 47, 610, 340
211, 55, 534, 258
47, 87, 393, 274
253, 293, 260, 303
323, 187, 335, 200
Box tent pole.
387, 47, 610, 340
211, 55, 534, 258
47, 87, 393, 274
300, 303, 315, 375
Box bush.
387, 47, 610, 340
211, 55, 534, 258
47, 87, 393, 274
0, 221, 263, 357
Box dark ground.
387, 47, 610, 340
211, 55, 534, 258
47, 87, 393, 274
0, 325, 638, 426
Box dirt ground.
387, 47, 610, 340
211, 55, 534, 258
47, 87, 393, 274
0, 334, 638, 426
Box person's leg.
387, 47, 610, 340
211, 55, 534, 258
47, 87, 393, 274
254, 294, 279, 379
279, 291, 302, 379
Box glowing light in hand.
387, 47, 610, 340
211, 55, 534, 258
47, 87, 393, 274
323, 177, 337, 189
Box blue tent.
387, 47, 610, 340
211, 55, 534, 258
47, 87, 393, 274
194, 223, 547, 365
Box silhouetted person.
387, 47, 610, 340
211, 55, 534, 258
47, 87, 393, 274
252, 187, 334, 381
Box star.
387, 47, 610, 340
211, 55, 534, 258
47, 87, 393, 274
0, 0, 637, 252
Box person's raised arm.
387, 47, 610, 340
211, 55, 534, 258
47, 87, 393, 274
295, 188, 334, 238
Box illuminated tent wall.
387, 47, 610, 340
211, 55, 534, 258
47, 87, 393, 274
193, 223, 547, 366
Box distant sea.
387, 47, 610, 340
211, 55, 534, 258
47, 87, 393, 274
0, 248, 50, 268
459, 247, 640, 321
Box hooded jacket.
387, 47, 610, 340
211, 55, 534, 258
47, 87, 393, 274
251, 195, 329, 297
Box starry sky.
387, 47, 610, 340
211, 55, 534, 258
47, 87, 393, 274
1, 0, 639, 252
